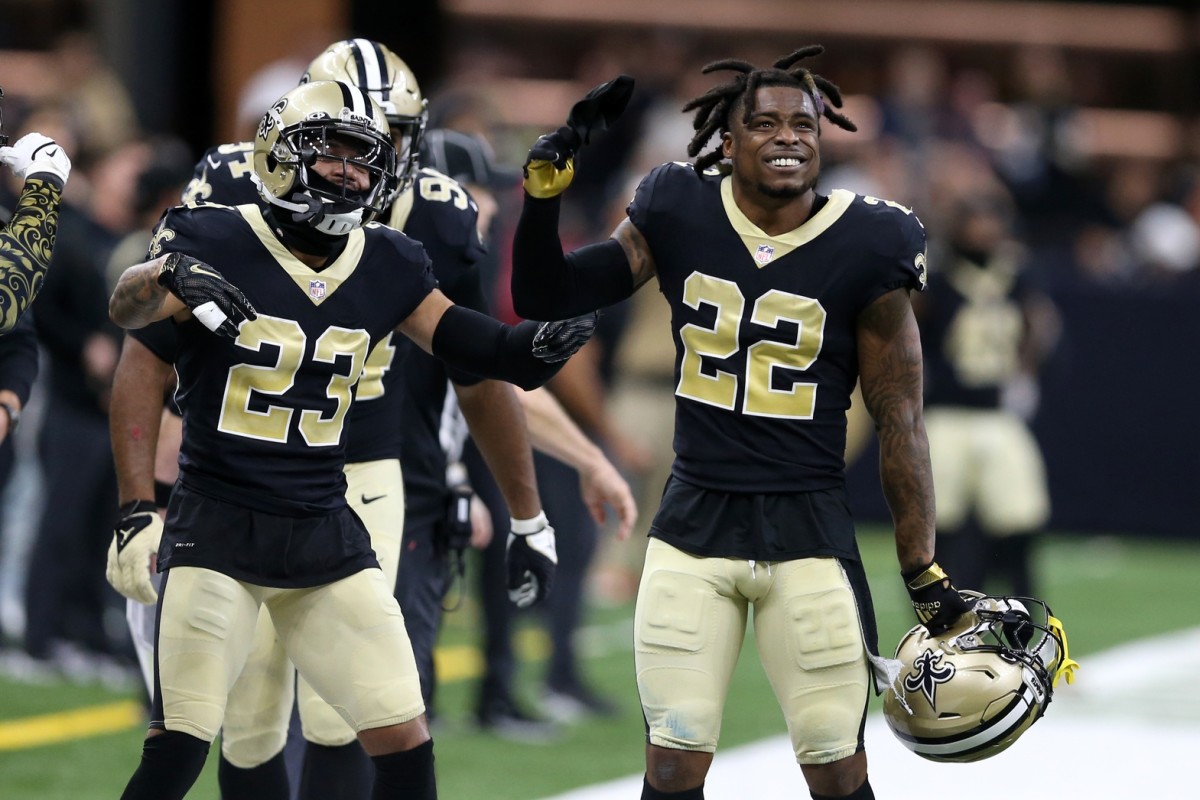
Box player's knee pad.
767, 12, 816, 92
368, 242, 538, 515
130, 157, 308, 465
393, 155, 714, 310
158, 569, 260, 742
220, 726, 289, 769
221, 608, 295, 767
297, 677, 357, 747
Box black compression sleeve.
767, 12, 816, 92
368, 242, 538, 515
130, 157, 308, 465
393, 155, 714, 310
512, 193, 634, 321
431, 305, 562, 391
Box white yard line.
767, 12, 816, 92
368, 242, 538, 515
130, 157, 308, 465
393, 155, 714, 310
543, 627, 1200, 800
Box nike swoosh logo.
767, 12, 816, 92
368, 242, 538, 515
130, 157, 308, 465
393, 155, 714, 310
207, 154, 221, 170
189, 265, 223, 280
361, 494, 386, 505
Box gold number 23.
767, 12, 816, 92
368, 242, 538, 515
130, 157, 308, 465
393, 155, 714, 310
677, 272, 827, 419
218, 315, 370, 446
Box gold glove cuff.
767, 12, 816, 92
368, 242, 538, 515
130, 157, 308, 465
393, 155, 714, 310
524, 158, 575, 199
905, 561, 949, 591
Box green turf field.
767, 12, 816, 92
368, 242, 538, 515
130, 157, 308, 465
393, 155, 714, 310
1, 527, 1195, 799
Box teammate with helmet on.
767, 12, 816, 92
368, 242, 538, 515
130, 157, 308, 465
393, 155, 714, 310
0, 85, 73, 334
884, 591, 1078, 762
106, 79, 589, 800
109, 39, 633, 800
510, 47, 977, 800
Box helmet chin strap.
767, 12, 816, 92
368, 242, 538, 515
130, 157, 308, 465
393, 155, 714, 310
261, 206, 348, 261
267, 191, 364, 236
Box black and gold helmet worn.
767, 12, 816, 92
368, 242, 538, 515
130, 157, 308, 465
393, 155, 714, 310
252, 80, 397, 236
301, 39, 428, 202
884, 592, 1079, 762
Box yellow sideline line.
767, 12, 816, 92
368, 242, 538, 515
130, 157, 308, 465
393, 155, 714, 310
0, 700, 145, 751
0, 631, 553, 752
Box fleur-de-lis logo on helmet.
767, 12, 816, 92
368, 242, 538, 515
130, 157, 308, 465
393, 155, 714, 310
904, 648, 956, 708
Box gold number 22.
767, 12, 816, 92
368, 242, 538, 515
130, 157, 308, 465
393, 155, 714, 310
677, 272, 827, 419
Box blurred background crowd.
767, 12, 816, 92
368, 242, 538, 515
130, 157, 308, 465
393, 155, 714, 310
0, 0, 1197, 718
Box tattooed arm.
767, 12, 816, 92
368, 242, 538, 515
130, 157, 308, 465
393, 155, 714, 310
108, 256, 186, 329
857, 288, 935, 574
0, 177, 63, 334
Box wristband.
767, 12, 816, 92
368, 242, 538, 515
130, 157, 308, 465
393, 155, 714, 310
510, 511, 549, 535
904, 561, 949, 591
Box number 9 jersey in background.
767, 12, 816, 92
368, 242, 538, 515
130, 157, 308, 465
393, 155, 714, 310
627, 162, 927, 495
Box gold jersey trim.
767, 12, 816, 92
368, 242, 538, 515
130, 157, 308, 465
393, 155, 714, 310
720, 180, 854, 267
236, 204, 365, 305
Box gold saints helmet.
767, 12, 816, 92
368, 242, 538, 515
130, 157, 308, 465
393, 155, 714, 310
252, 80, 396, 236
302, 39, 428, 200
883, 592, 1079, 763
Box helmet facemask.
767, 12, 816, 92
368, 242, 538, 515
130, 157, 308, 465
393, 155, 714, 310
260, 107, 397, 236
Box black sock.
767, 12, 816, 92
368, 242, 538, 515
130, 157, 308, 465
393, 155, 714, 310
120, 730, 210, 800
371, 739, 436, 800
811, 776, 875, 800
218, 750, 290, 800
641, 777, 705, 800
300, 741, 373, 800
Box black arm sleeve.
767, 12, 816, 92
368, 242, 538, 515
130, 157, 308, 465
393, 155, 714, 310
511, 193, 634, 321
431, 305, 562, 391
0, 310, 40, 404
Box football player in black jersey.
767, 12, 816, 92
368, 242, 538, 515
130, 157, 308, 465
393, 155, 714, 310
916, 192, 1058, 598
108, 40, 633, 800
0, 86, 73, 334
105, 80, 589, 800
511, 48, 975, 800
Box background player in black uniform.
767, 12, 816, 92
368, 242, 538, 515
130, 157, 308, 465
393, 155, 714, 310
916, 191, 1058, 597
104, 80, 588, 800
0, 86, 73, 334
510, 49, 974, 800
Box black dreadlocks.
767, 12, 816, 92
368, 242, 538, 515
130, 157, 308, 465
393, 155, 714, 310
682, 46, 856, 172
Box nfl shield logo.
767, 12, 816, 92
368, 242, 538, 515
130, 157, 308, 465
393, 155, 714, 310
309, 279, 327, 300
755, 243, 775, 265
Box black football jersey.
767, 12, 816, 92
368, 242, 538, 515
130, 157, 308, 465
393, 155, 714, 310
148, 202, 434, 515
628, 162, 927, 493
182, 142, 261, 208
361, 168, 488, 520
921, 252, 1031, 409
182, 147, 486, 507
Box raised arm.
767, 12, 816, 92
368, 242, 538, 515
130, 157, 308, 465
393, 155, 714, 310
0, 132, 72, 333
510, 193, 655, 321
858, 287, 969, 633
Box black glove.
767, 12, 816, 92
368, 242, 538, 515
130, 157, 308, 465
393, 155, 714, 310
157, 252, 257, 338
531, 311, 598, 363
903, 561, 973, 635
506, 511, 557, 608
523, 74, 635, 199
